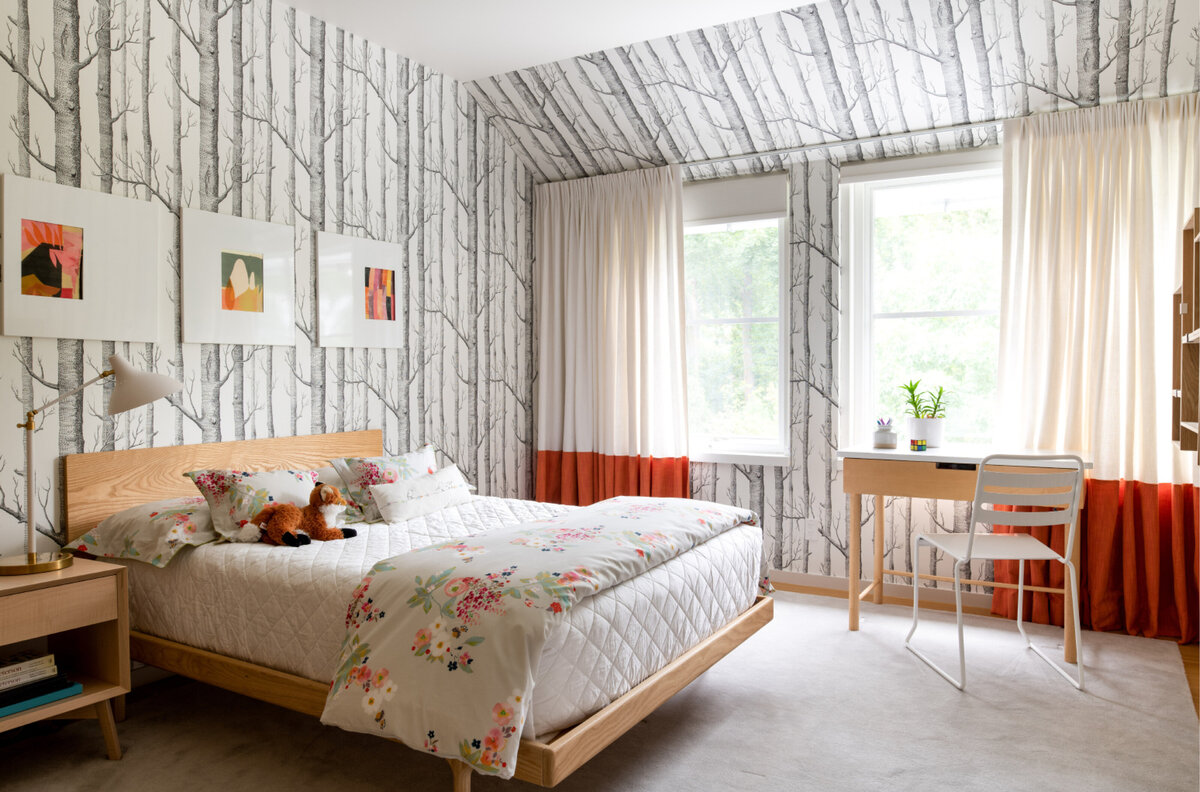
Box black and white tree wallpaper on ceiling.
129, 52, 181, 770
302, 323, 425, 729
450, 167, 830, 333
473, 0, 1199, 585
476, 0, 1200, 182
0, 0, 536, 557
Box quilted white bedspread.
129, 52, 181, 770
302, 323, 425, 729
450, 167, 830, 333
120, 496, 761, 737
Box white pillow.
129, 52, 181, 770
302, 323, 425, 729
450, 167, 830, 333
70, 496, 217, 567
311, 466, 345, 487
331, 444, 438, 523
185, 468, 318, 542
370, 464, 474, 523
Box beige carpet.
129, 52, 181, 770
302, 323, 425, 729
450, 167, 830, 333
3, 592, 1196, 791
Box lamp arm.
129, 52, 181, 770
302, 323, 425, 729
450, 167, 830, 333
18, 369, 112, 558
18, 369, 113, 429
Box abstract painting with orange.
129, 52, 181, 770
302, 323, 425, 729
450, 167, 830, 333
21, 219, 83, 299
365, 267, 395, 320
221, 250, 264, 312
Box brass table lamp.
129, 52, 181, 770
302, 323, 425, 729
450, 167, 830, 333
0, 354, 181, 575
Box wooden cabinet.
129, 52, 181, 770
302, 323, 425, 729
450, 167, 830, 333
1173, 209, 1200, 460
0, 558, 129, 759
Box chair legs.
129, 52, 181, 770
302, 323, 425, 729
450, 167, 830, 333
1021, 560, 1085, 690
906, 548, 1085, 692
904, 535, 967, 690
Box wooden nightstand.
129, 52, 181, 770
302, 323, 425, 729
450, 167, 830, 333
0, 557, 129, 759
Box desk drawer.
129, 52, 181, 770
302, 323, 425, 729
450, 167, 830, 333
843, 459, 978, 500
0, 577, 117, 644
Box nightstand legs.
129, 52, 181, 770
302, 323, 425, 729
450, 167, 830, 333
95, 700, 121, 760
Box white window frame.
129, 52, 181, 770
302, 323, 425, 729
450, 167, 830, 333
685, 212, 790, 467
839, 149, 1002, 449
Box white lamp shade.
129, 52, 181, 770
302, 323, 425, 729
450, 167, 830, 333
106, 355, 183, 415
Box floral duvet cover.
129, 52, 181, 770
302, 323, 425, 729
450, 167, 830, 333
320, 496, 759, 778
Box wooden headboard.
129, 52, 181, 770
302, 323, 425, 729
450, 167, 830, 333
62, 430, 383, 543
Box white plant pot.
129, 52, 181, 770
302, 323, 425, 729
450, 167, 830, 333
906, 417, 945, 448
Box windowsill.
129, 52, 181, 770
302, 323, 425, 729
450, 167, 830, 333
689, 450, 791, 467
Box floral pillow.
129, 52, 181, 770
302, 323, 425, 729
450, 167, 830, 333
185, 468, 318, 542
371, 464, 475, 523
331, 444, 437, 523
70, 496, 217, 567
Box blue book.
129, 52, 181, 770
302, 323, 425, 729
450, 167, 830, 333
0, 673, 72, 706
0, 682, 83, 718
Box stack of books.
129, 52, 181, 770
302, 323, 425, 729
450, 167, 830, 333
0, 651, 82, 718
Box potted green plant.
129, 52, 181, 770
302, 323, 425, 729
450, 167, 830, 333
899, 379, 949, 448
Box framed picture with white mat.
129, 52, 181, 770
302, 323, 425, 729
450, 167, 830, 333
316, 230, 405, 348
1, 174, 161, 342
181, 208, 295, 346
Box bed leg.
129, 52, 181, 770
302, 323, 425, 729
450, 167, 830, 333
448, 759, 472, 792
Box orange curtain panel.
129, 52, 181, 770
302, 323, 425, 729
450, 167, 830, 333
533, 165, 689, 506
534, 452, 690, 506
995, 95, 1199, 641
992, 482, 1198, 642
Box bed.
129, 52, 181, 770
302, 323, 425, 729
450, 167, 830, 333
63, 430, 773, 791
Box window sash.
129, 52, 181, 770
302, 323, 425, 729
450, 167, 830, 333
840, 159, 1002, 449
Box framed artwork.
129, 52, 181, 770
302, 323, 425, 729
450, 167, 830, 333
317, 231, 405, 348
1, 174, 161, 341
182, 208, 294, 345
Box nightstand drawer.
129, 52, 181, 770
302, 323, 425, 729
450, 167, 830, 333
0, 577, 118, 644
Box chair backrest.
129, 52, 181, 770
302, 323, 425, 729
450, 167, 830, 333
965, 454, 1085, 562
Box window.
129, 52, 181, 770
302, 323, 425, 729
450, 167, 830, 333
683, 175, 788, 464
840, 151, 1002, 447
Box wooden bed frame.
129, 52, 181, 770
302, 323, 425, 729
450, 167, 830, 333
63, 431, 774, 791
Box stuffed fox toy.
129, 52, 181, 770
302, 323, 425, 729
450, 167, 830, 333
250, 482, 358, 547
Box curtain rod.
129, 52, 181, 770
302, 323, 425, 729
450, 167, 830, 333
685, 118, 1005, 169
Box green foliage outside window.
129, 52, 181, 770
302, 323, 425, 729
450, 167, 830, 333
871, 204, 1001, 443
685, 220, 782, 445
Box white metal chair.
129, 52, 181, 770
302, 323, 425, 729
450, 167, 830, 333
904, 454, 1085, 691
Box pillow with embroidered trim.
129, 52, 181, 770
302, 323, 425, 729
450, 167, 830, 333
69, 496, 217, 567
185, 468, 319, 542
331, 444, 437, 523
370, 464, 475, 523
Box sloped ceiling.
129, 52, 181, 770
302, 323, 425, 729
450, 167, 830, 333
469, 0, 1200, 183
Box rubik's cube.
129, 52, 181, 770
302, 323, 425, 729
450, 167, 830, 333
910, 439, 927, 452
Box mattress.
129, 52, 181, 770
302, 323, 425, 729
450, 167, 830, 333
121, 496, 761, 737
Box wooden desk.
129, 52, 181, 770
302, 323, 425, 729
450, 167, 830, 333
837, 446, 1090, 663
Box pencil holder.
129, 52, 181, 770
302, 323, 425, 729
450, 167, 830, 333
873, 426, 897, 449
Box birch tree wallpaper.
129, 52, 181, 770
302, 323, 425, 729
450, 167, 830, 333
0, 0, 535, 558
0, 0, 1197, 588
471, 0, 1198, 585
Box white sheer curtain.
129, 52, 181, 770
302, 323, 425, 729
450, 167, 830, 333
999, 93, 1199, 484
996, 95, 1199, 641
534, 164, 689, 505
